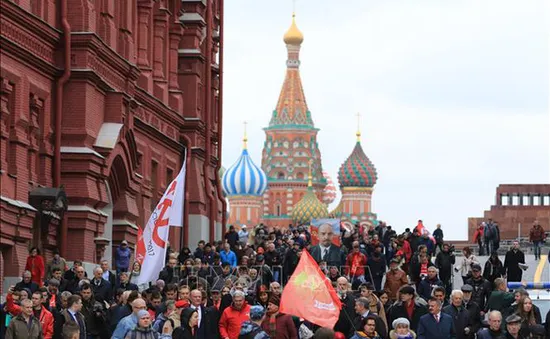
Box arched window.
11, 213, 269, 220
296, 172, 304, 180
277, 172, 285, 179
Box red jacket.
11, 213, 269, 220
345, 251, 367, 277
219, 302, 251, 339
402, 240, 412, 262
530, 225, 546, 242
25, 255, 45, 287
6, 294, 54, 338
473, 226, 484, 243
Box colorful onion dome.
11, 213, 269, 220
322, 171, 337, 205
222, 132, 267, 196
338, 141, 377, 188
292, 163, 328, 225
292, 187, 329, 225
283, 13, 304, 45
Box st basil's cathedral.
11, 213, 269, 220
222, 14, 379, 228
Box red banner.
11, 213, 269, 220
280, 250, 342, 328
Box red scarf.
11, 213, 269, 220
405, 300, 414, 319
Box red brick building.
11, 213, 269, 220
468, 184, 550, 242
0, 0, 225, 292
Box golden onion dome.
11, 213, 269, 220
283, 13, 304, 45
292, 187, 328, 225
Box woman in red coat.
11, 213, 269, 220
25, 247, 45, 287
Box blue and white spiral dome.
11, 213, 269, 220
222, 148, 267, 196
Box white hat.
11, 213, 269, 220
392, 317, 410, 329
242, 225, 247, 228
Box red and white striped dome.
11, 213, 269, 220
322, 171, 337, 205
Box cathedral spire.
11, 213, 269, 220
356, 112, 361, 142
268, 11, 313, 129
243, 121, 248, 149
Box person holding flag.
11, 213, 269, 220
136, 159, 186, 286
280, 249, 342, 330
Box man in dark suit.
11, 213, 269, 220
190, 289, 220, 339
100, 260, 116, 289
90, 266, 112, 303
352, 297, 387, 338
417, 297, 455, 339
310, 222, 345, 268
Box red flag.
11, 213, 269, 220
280, 249, 342, 328
310, 225, 319, 246
135, 225, 146, 265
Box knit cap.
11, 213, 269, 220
137, 310, 149, 319
249, 305, 266, 321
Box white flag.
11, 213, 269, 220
136, 160, 186, 284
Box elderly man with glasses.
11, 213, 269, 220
112, 298, 147, 339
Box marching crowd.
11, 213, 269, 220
1, 220, 549, 339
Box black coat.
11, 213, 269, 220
433, 229, 444, 244
366, 255, 387, 281
282, 249, 299, 282
388, 301, 428, 332
435, 251, 455, 281
464, 276, 492, 311
443, 304, 474, 339
463, 300, 482, 335
310, 245, 345, 268
195, 305, 221, 339
158, 266, 178, 285
333, 293, 356, 335
504, 249, 525, 282
80, 298, 109, 338
483, 260, 504, 282
417, 277, 444, 301
90, 278, 112, 303
545, 309, 549, 339
115, 281, 138, 292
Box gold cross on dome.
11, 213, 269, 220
356, 112, 361, 142
243, 121, 248, 149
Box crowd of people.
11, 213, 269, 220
1, 220, 549, 339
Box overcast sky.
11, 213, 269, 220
221, 0, 550, 240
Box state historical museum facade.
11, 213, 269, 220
0, 0, 226, 291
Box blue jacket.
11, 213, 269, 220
417, 312, 455, 339
115, 245, 132, 270
112, 313, 138, 339
220, 250, 237, 267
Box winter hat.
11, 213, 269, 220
137, 310, 150, 319
392, 317, 410, 329
400, 286, 415, 296
249, 305, 266, 321
268, 294, 280, 307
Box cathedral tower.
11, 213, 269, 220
261, 13, 326, 227
222, 125, 268, 227
336, 114, 378, 222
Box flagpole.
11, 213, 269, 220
181, 136, 192, 247
180, 146, 187, 248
